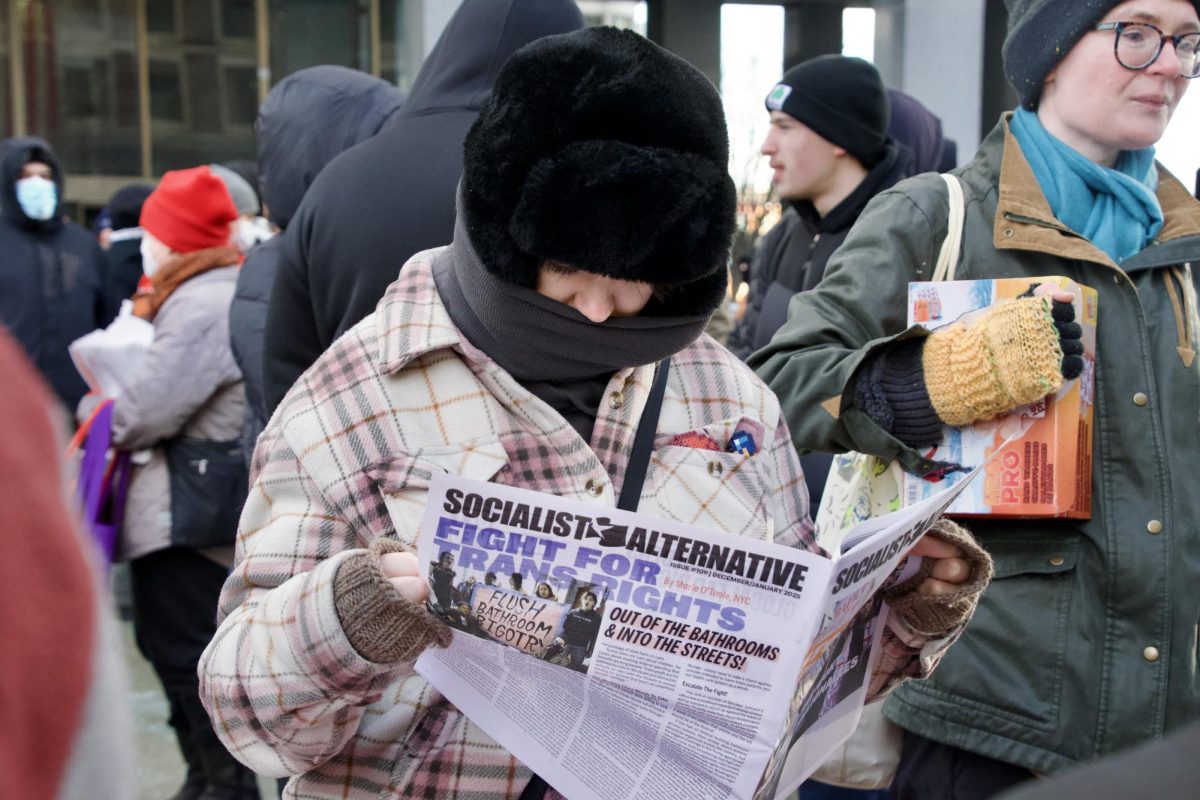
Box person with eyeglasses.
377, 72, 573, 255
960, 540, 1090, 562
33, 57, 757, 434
750, 0, 1200, 797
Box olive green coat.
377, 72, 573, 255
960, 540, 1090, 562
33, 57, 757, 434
751, 115, 1200, 774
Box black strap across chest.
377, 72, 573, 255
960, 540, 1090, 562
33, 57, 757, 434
616, 357, 671, 512
518, 358, 671, 800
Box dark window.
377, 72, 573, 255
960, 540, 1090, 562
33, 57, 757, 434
224, 65, 258, 125
221, 0, 256, 38
181, 0, 217, 44
63, 66, 98, 117
63, 0, 104, 31
185, 53, 222, 133
113, 51, 139, 127
150, 59, 184, 121
269, 0, 370, 78
146, 0, 176, 34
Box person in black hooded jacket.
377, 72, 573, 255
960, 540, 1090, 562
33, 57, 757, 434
887, 88, 957, 177
101, 182, 154, 320
229, 65, 405, 464
261, 0, 584, 416
0, 137, 110, 413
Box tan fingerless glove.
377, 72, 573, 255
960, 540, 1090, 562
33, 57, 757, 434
923, 296, 1064, 426
883, 518, 993, 637
333, 538, 452, 663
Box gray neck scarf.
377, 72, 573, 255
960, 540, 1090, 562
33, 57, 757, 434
433, 196, 711, 440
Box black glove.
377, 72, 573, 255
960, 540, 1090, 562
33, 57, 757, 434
1051, 299, 1084, 380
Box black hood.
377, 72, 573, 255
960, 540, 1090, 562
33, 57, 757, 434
107, 183, 155, 231
0, 136, 65, 233
256, 66, 406, 229
394, 0, 585, 120
886, 89, 950, 176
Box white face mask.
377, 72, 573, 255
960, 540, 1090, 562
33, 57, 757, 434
232, 217, 265, 252
140, 235, 167, 277
15, 176, 57, 221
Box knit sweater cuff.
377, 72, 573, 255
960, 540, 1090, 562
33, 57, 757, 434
853, 339, 943, 448
883, 518, 993, 637
333, 539, 452, 664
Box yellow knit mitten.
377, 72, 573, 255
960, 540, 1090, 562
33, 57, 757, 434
922, 296, 1064, 426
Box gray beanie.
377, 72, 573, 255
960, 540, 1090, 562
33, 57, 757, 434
208, 163, 259, 216
1003, 0, 1200, 109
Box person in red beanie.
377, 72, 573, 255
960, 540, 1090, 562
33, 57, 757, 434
101, 165, 259, 799
131, 166, 242, 319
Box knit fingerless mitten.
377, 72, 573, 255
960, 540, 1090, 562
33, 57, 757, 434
333, 538, 452, 664
923, 296, 1067, 426
854, 299, 1083, 448
883, 518, 994, 637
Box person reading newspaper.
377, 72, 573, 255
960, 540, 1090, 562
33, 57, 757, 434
198, 26, 993, 800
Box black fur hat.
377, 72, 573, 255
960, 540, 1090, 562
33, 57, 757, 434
462, 27, 736, 317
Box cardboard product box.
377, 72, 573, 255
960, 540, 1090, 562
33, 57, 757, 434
904, 276, 1097, 518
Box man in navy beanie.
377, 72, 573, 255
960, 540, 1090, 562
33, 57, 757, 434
729, 56, 942, 516
729, 56, 930, 361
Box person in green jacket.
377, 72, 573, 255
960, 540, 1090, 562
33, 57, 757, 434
750, 0, 1200, 797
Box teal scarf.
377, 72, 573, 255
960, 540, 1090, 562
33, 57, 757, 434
1011, 107, 1163, 264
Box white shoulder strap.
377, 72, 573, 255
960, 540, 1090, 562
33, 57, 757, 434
932, 173, 965, 282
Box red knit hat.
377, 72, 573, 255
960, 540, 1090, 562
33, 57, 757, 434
139, 166, 238, 253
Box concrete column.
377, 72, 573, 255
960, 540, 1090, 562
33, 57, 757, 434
783, 3, 844, 69
872, 0, 905, 87
899, 0, 986, 157
645, 0, 722, 87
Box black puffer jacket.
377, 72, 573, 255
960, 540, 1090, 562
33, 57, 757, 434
729, 141, 912, 360
229, 66, 404, 463
262, 0, 585, 416
0, 137, 109, 411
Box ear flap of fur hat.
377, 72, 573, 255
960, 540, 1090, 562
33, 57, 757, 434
462, 26, 736, 318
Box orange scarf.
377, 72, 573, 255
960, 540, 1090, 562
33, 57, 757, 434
132, 246, 241, 321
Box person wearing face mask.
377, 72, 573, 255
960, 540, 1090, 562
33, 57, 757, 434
751, 0, 1200, 795
108, 165, 259, 800
0, 137, 110, 414
198, 28, 994, 799
208, 163, 268, 255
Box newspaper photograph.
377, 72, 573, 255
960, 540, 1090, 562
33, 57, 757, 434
411, 469, 975, 800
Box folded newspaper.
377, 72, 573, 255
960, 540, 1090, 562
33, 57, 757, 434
415, 468, 977, 800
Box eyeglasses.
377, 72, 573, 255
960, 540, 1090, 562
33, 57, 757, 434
1094, 21, 1200, 78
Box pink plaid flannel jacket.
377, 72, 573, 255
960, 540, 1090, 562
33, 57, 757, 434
199, 252, 954, 799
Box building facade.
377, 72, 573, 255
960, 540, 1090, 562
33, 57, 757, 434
3, 1, 1011, 213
